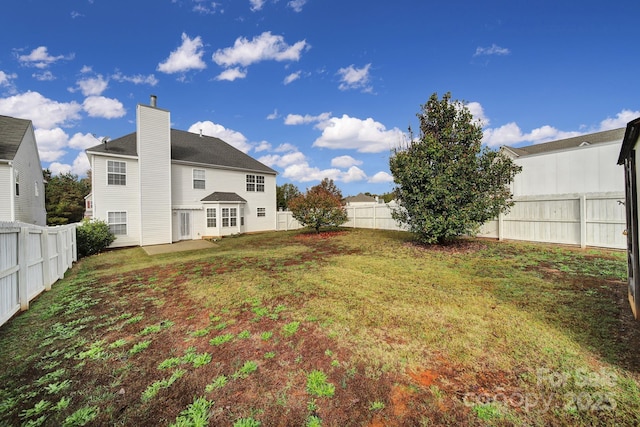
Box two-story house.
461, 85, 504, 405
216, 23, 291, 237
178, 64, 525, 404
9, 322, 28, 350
86, 96, 277, 247
0, 115, 46, 225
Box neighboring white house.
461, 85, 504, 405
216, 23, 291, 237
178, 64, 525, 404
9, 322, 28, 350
477, 127, 626, 249
502, 127, 625, 196
86, 96, 277, 247
0, 115, 46, 225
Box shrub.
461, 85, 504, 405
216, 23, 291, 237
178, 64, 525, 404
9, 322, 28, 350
76, 219, 115, 258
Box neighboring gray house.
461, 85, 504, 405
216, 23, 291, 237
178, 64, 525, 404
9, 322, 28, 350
86, 96, 277, 247
0, 115, 46, 225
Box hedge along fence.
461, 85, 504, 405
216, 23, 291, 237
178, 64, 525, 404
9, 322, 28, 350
0, 222, 77, 328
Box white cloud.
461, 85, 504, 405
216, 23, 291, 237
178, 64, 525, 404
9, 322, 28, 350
266, 109, 280, 120
157, 33, 207, 74
284, 112, 331, 125
77, 74, 108, 96
313, 114, 404, 153
0, 70, 17, 89
32, 71, 55, 81
288, 0, 307, 12
193, 1, 223, 14
482, 122, 581, 147
283, 71, 301, 85
212, 31, 308, 68
34, 127, 68, 162
368, 171, 393, 184
82, 96, 126, 119
47, 152, 91, 177
341, 166, 367, 183
111, 72, 159, 86
466, 101, 489, 127
17, 46, 73, 68
215, 67, 247, 81
68, 132, 101, 150
599, 109, 640, 130
250, 0, 265, 11
331, 155, 362, 168
274, 143, 297, 152
259, 151, 307, 169
337, 63, 372, 92
254, 141, 272, 152
0, 91, 81, 129
70, 11, 83, 19
188, 120, 252, 153
474, 44, 510, 57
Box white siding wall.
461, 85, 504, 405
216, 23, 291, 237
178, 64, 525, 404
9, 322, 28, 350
91, 155, 141, 247
171, 164, 276, 237
0, 165, 12, 221
9, 125, 46, 225
137, 104, 172, 246
512, 142, 624, 197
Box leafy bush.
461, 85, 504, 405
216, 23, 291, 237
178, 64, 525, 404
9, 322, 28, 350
76, 219, 115, 258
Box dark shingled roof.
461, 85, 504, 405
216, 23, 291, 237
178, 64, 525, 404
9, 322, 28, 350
86, 129, 276, 174
201, 192, 247, 202
0, 115, 31, 160
504, 127, 625, 157
344, 193, 377, 203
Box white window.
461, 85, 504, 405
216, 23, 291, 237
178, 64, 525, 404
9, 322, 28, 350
206, 208, 216, 227
222, 208, 237, 227
240, 207, 245, 226
246, 174, 255, 192
246, 175, 265, 192
107, 211, 127, 235
257, 207, 266, 217
193, 169, 205, 189
107, 161, 126, 185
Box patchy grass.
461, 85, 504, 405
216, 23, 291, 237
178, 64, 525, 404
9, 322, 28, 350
0, 229, 638, 426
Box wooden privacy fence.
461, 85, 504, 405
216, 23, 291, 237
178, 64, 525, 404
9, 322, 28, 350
0, 222, 77, 328
276, 192, 626, 249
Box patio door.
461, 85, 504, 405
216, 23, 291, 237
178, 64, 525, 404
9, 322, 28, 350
179, 211, 192, 240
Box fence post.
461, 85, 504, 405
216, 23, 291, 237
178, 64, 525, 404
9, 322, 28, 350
18, 227, 29, 311
57, 230, 64, 280
41, 228, 51, 290
580, 194, 587, 249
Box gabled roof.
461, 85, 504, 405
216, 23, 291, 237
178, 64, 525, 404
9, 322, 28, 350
201, 192, 247, 203
503, 127, 625, 158
344, 193, 377, 203
86, 129, 276, 175
0, 115, 31, 161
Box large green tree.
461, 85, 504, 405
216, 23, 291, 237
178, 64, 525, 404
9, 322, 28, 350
288, 179, 348, 233
389, 92, 521, 244
44, 169, 91, 225
276, 183, 301, 210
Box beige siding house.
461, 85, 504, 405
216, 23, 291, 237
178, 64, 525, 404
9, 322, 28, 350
0, 115, 46, 225
86, 97, 277, 248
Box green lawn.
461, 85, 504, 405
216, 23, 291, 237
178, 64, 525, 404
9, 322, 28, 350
1, 229, 638, 426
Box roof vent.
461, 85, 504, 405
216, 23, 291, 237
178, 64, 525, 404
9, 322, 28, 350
150, 95, 157, 107
579, 141, 590, 147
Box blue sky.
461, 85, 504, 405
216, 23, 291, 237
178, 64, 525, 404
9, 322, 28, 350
0, 0, 638, 196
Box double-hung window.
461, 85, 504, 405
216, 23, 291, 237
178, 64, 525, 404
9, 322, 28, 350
246, 175, 265, 192
206, 208, 216, 227
107, 211, 127, 235
257, 207, 266, 217
221, 208, 237, 227
107, 160, 126, 185
193, 169, 205, 189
